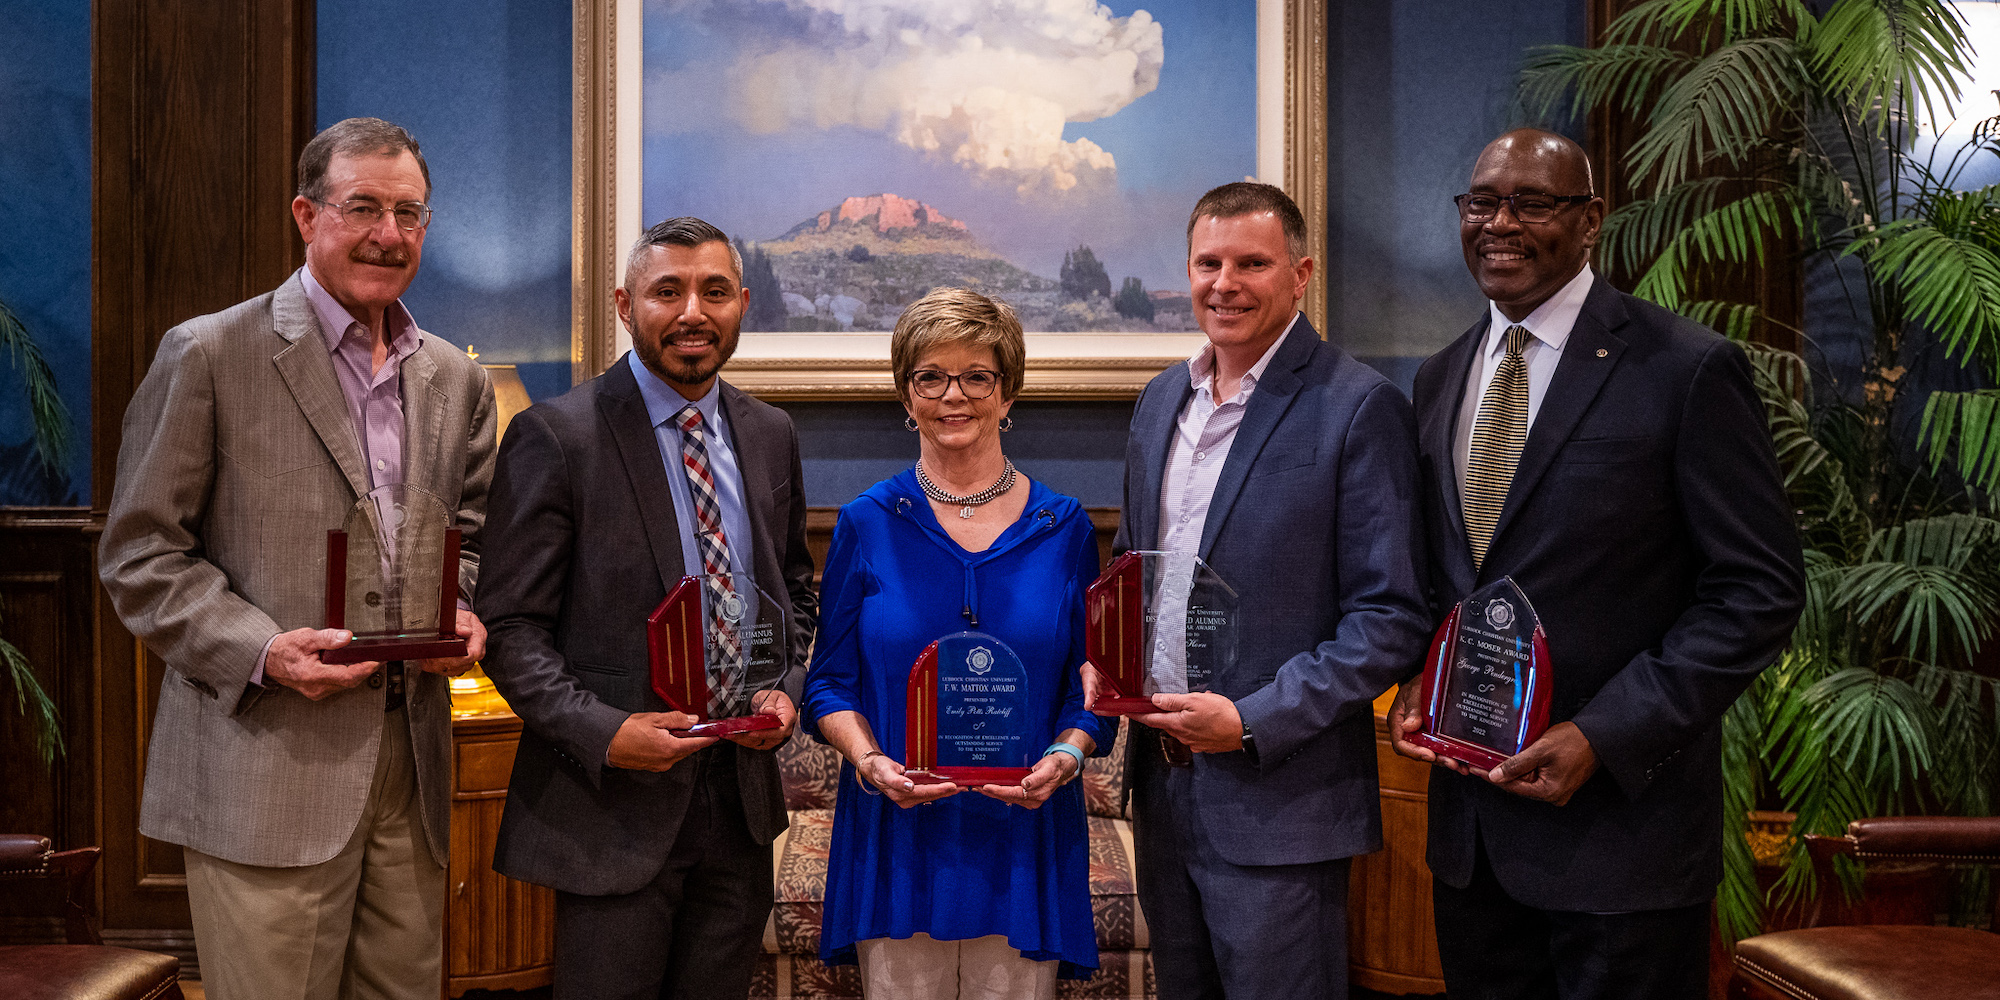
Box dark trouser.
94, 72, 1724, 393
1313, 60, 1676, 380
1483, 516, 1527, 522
1432, 837, 1709, 1000
553, 745, 772, 1000
1131, 751, 1351, 1000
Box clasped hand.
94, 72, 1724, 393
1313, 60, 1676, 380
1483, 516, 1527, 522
1386, 679, 1599, 806
854, 751, 1076, 810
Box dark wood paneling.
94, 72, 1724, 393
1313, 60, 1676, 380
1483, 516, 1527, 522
0, 510, 98, 855
90, 0, 316, 952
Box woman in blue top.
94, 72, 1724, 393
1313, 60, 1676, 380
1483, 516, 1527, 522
804, 287, 1112, 999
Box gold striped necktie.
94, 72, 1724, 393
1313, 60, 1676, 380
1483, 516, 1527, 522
1465, 325, 1531, 570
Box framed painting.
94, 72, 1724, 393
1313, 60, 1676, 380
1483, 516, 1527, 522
573, 0, 1325, 399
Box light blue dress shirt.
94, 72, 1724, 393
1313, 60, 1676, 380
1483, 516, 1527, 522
627, 352, 756, 595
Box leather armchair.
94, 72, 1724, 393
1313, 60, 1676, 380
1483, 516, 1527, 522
0, 834, 184, 1000
1729, 816, 2000, 1000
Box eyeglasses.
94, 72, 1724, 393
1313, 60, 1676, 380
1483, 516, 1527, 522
908, 369, 1001, 399
312, 198, 434, 232
1453, 192, 1594, 225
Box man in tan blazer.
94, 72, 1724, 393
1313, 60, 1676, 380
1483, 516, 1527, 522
99, 117, 495, 1000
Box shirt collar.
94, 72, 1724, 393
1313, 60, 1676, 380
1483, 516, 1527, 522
300, 264, 420, 356
1187, 312, 1300, 399
628, 351, 725, 430
1483, 265, 1594, 357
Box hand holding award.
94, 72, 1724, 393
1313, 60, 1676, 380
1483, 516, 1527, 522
1404, 577, 1553, 771
646, 572, 789, 737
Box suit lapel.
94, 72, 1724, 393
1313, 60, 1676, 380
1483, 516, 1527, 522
1197, 320, 1314, 559
719, 382, 775, 576
598, 359, 690, 593
399, 342, 444, 498
1489, 280, 1629, 549
1130, 364, 1194, 552
1426, 318, 1485, 578
269, 272, 370, 499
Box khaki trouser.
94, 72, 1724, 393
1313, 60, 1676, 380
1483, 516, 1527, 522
857, 932, 1058, 1000
184, 707, 445, 1000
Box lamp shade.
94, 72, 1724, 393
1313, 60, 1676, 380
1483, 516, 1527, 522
484, 363, 532, 446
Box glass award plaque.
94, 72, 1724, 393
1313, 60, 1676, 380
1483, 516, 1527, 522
904, 632, 1038, 786
321, 483, 466, 664
1407, 577, 1553, 770
1084, 551, 1238, 714
646, 573, 788, 737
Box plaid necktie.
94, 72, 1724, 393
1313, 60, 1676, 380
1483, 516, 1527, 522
1464, 325, 1531, 570
676, 406, 743, 717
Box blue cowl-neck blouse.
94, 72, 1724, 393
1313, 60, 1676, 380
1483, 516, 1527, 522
803, 469, 1111, 978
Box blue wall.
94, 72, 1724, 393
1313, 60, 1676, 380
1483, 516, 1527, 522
1332, 0, 1588, 395
318, 0, 575, 406
0, 1, 91, 505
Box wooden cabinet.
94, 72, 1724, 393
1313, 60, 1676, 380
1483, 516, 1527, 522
444, 702, 555, 997
1348, 691, 1447, 994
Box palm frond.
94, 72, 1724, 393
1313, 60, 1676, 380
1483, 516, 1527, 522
1719, 687, 1768, 940
1826, 557, 1994, 665
1520, 44, 1699, 125
1846, 218, 2000, 375
0, 298, 71, 476
1807, 666, 1935, 793
1, 626, 62, 769
1629, 38, 1809, 194
1920, 389, 2000, 496
1662, 0, 1814, 41
1808, 0, 1972, 136
1683, 299, 1769, 340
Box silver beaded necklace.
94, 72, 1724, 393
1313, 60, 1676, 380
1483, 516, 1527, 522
916, 458, 1017, 519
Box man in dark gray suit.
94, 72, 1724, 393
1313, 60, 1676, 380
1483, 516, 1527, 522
1389, 129, 1803, 999
477, 217, 817, 1000
1098, 183, 1433, 999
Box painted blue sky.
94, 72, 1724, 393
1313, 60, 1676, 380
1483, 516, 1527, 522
642, 0, 1255, 292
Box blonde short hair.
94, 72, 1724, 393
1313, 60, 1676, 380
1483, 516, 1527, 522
890, 287, 1026, 402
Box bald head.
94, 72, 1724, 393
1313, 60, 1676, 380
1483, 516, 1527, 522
1475, 128, 1595, 194
1460, 128, 1604, 321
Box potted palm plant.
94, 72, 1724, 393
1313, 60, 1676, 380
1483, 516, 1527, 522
1519, 0, 2000, 938
1, 294, 70, 766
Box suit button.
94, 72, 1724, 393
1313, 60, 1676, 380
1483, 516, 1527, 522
367, 672, 384, 689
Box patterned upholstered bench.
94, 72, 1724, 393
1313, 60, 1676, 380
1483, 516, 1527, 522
753, 721, 1154, 999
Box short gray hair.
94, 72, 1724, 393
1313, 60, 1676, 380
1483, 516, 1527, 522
625, 217, 743, 289
297, 117, 430, 203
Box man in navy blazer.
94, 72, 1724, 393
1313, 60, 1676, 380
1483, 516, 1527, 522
1389, 130, 1804, 999
1098, 182, 1433, 999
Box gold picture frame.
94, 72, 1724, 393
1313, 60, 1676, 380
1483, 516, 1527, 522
571, 0, 1326, 399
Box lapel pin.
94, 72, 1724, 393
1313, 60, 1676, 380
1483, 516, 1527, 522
1596, 348, 1608, 358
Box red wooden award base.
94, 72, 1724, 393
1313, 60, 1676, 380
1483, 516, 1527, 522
1084, 551, 1161, 716
321, 528, 467, 665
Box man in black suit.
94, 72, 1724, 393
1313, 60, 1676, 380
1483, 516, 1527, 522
1388, 129, 1804, 999
477, 217, 817, 1000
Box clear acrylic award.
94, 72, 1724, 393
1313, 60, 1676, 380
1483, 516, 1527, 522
1084, 551, 1238, 713
904, 632, 1039, 786
321, 483, 466, 664
646, 573, 788, 737
1408, 576, 1553, 770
